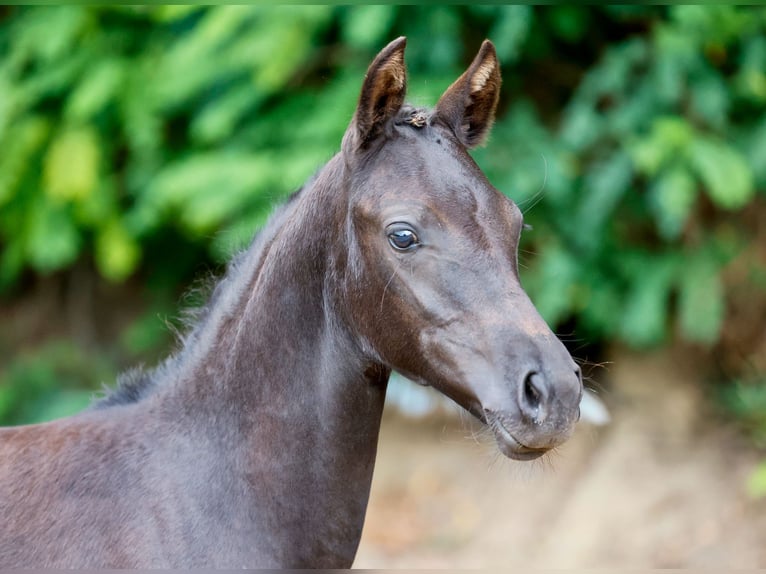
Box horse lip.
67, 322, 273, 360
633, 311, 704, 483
485, 411, 550, 461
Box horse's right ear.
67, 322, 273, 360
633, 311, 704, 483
434, 40, 501, 149
344, 37, 407, 152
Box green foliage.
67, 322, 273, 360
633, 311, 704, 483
721, 377, 766, 448
0, 5, 344, 292
720, 375, 766, 491
1, 7, 766, 427
748, 461, 766, 499
476, 5, 766, 352
0, 341, 114, 425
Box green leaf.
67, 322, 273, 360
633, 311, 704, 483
43, 126, 101, 203
13, 6, 87, 64
654, 116, 694, 151
25, 200, 81, 273
560, 102, 604, 152
0, 239, 26, 291
65, 59, 124, 122
607, 81, 655, 138
649, 166, 697, 240
151, 6, 254, 109
95, 218, 141, 282
690, 138, 754, 210
630, 137, 665, 177
402, 6, 462, 70
744, 116, 766, 187
737, 35, 766, 103
0, 73, 21, 143
579, 273, 623, 338
0, 116, 50, 208
629, 117, 693, 176
677, 254, 725, 345
747, 461, 766, 499
490, 6, 532, 62
579, 150, 633, 235
689, 72, 729, 130
150, 5, 205, 23
252, 23, 312, 93
526, 243, 580, 327
190, 82, 262, 144
651, 49, 684, 105
73, 178, 118, 227
671, 5, 755, 46
144, 153, 283, 234
341, 6, 397, 50
620, 256, 676, 347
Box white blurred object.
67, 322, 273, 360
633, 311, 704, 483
385, 373, 439, 417
579, 388, 611, 426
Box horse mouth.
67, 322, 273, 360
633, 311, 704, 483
485, 412, 550, 461
445, 390, 552, 460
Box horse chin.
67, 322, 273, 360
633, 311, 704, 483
485, 412, 551, 461
414, 376, 551, 461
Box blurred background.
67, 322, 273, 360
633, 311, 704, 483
0, 5, 764, 567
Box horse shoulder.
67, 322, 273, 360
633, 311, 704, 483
0, 407, 166, 567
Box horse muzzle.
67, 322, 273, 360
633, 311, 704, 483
482, 361, 583, 460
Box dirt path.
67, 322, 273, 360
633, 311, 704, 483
354, 350, 766, 568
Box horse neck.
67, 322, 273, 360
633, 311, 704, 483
156, 155, 389, 563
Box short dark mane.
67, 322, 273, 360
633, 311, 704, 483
94, 106, 430, 410
92, 184, 309, 409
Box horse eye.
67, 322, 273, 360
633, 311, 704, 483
387, 228, 418, 251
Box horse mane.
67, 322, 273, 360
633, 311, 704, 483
92, 185, 308, 409
93, 105, 433, 410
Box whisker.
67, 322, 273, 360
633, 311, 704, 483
518, 153, 549, 215
554, 329, 578, 338
379, 259, 404, 314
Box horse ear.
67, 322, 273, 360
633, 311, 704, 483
434, 40, 501, 149
346, 36, 407, 151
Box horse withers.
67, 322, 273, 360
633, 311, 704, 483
0, 38, 582, 568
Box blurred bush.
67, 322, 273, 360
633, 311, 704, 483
0, 6, 765, 431
0, 340, 114, 425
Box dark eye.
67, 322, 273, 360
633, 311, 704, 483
387, 227, 419, 251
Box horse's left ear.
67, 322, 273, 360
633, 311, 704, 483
434, 40, 501, 149
344, 36, 407, 152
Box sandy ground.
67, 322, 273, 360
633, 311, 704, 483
353, 349, 766, 569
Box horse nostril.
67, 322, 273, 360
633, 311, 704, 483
574, 366, 584, 401
523, 372, 542, 412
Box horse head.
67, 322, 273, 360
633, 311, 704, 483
339, 37, 582, 460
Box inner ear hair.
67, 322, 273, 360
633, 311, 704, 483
352, 37, 408, 149
435, 40, 501, 149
